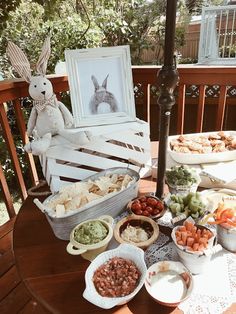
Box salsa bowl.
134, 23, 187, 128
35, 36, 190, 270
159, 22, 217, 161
83, 243, 147, 309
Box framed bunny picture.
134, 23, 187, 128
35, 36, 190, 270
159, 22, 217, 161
65, 46, 136, 127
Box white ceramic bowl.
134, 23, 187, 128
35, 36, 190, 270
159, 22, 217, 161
171, 225, 221, 274
145, 261, 193, 307
83, 243, 147, 309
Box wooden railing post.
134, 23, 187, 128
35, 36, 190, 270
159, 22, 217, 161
0, 164, 15, 218
0, 104, 27, 201
177, 84, 186, 134
13, 99, 39, 186
196, 85, 206, 133
216, 85, 227, 130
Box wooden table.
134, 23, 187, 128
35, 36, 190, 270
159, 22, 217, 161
13, 176, 236, 314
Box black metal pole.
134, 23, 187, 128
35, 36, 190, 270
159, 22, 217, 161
155, 0, 179, 199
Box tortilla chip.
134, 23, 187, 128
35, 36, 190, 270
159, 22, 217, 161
56, 204, 66, 217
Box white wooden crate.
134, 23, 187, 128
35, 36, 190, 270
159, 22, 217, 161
40, 119, 151, 192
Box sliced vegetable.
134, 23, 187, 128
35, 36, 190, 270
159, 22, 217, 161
169, 192, 206, 219
174, 220, 213, 252
205, 204, 236, 228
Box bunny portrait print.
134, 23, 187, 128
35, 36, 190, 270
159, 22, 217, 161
6, 36, 92, 156
89, 74, 119, 115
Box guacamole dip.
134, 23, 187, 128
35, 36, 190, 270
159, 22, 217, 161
74, 221, 108, 245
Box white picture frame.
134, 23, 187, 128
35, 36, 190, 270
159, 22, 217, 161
65, 46, 136, 127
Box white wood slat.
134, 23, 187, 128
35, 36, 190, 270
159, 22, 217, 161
82, 140, 150, 164
47, 162, 97, 180
46, 147, 129, 168
41, 120, 151, 192
102, 132, 150, 150
70, 120, 149, 135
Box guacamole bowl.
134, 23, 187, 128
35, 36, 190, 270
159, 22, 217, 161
66, 215, 114, 261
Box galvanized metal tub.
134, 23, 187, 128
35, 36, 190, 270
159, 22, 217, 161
40, 167, 140, 240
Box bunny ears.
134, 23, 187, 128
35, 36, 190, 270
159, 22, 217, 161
6, 36, 51, 82
91, 74, 109, 90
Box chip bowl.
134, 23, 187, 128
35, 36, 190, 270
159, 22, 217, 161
83, 243, 147, 309
145, 261, 193, 307
34, 167, 140, 240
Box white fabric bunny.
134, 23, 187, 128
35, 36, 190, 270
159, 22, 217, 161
7, 37, 91, 155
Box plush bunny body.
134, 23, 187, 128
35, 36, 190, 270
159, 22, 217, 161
27, 76, 73, 137
89, 75, 119, 114
7, 37, 91, 155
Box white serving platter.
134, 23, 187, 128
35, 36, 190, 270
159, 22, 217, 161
168, 131, 236, 164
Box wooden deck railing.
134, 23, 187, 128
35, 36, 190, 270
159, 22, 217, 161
0, 66, 236, 221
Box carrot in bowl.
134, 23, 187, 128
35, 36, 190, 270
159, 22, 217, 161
174, 221, 213, 252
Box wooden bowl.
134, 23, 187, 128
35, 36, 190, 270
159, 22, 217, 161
127, 195, 166, 220
114, 214, 159, 250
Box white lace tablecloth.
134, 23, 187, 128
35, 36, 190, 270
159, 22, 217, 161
145, 238, 236, 314
112, 210, 236, 314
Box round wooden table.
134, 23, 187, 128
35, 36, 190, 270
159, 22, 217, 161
13, 178, 236, 314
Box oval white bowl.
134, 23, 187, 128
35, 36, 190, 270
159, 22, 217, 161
83, 243, 147, 309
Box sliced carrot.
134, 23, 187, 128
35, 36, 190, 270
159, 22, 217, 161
175, 230, 181, 238
186, 237, 195, 247
184, 221, 194, 232
191, 226, 197, 235
181, 232, 188, 245
224, 219, 236, 227
220, 209, 235, 220
208, 219, 226, 225
177, 240, 184, 246
193, 243, 199, 251
199, 237, 208, 246
206, 230, 213, 239
198, 244, 205, 251
215, 203, 225, 220
179, 226, 187, 232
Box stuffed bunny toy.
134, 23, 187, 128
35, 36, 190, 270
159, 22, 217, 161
89, 74, 119, 114
7, 37, 91, 155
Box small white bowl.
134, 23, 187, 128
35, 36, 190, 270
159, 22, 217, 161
145, 261, 193, 307
83, 243, 147, 309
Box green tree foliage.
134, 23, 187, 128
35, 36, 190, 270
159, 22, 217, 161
0, 0, 195, 75
185, 0, 225, 14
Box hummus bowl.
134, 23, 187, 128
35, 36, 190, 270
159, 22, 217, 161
113, 214, 159, 250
